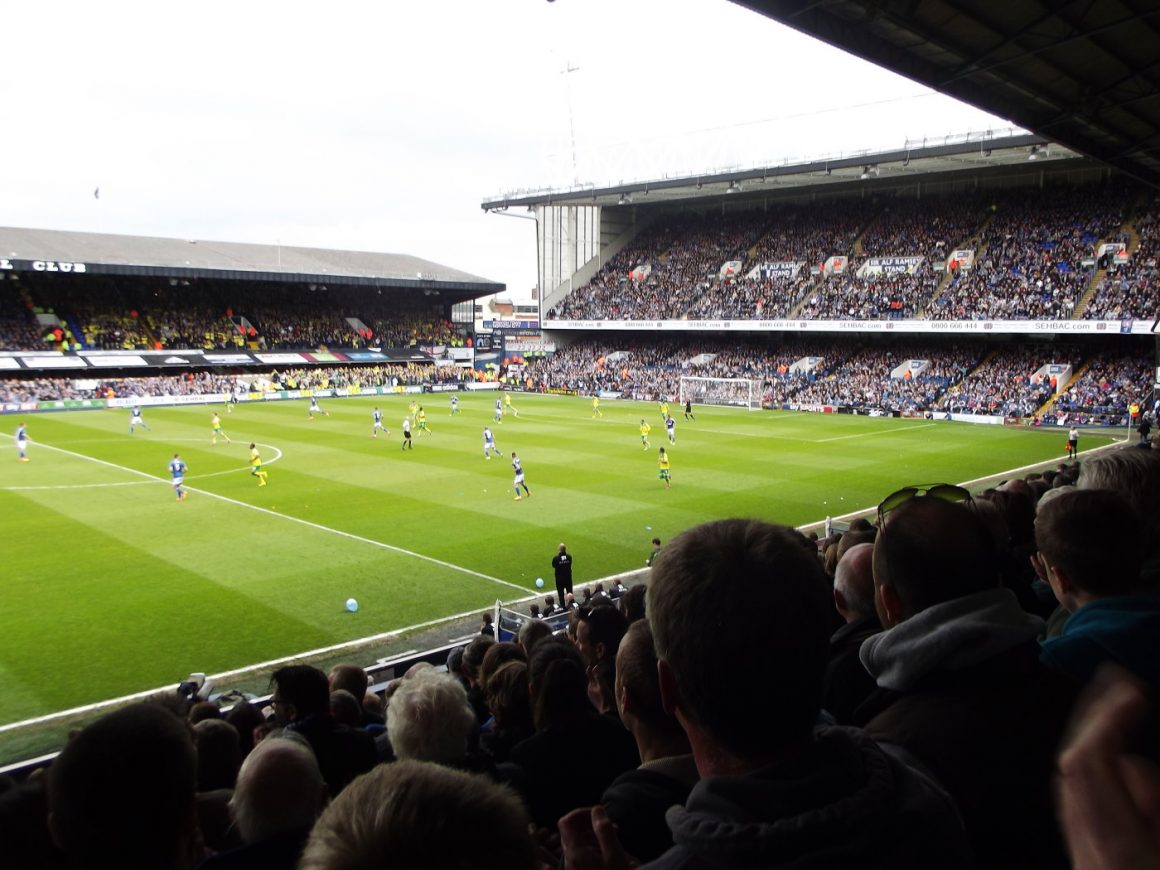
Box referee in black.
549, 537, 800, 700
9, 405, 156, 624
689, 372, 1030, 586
552, 543, 573, 606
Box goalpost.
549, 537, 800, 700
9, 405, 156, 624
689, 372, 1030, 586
678, 376, 764, 411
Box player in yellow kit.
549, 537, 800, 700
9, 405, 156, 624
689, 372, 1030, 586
658, 447, 672, 489
639, 419, 652, 449
211, 413, 231, 445
249, 443, 268, 486
591, 396, 603, 418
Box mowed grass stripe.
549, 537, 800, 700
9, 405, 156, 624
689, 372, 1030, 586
1, 394, 1122, 728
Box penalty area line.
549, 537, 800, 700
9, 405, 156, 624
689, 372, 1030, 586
816, 422, 937, 443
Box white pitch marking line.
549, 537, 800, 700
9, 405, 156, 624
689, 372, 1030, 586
806, 437, 1127, 527
816, 422, 937, 443
0, 596, 547, 736
1, 442, 283, 490
24, 439, 528, 596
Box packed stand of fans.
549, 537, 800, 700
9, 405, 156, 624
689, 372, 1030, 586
0, 272, 463, 352
1083, 193, 1159, 320
6, 446, 1160, 869
929, 184, 1130, 320
799, 197, 987, 320
4, 335, 1149, 424
548, 184, 1140, 324
936, 345, 1062, 417
1049, 351, 1155, 425
790, 344, 982, 412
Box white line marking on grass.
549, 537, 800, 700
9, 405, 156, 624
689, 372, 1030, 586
802, 437, 1127, 528
1, 441, 282, 491
25, 439, 527, 594
0, 596, 544, 736
816, 423, 936, 443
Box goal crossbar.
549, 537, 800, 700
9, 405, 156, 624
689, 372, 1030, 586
678, 376, 762, 411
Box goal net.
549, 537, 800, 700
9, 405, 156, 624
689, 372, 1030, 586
679, 376, 762, 411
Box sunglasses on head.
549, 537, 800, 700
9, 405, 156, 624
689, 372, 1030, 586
877, 483, 972, 527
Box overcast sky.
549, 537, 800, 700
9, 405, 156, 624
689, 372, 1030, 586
0, 0, 1016, 301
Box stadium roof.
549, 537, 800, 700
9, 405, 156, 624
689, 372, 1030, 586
0, 226, 503, 295
481, 132, 1083, 210
736, 0, 1160, 189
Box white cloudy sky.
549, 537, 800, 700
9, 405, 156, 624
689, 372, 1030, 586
0, 0, 1016, 300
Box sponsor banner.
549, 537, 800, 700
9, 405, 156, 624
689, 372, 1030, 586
947, 249, 975, 270
23, 356, 87, 368
544, 318, 1140, 334
254, 353, 309, 364
473, 334, 493, 351
503, 338, 555, 353
823, 256, 847, 276
948, 413, 1006, 426
484, 320, 540, 330
303, 351, 347, 363
463, 382, 501, 392
857, 256, 924, 278
428, 384, 461, 392
0, 258, 87, 273
345, 351, 389, 361
597, 390, 623, 399
747, 261, 802, 280
1, 398, 109, 414
0, 358, 20, 370
86, 355, 150, 368
719, 260, 743, 279
107, 394, 227, 409
544, 387, 579, 396
202, 353, 254, 364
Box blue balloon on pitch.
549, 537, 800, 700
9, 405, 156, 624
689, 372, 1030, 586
535, 578, 544, 588
345, 598, 359, 613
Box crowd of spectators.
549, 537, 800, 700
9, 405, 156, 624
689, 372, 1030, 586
2, 338, 1150, 422
936, 346, 1061, 417
929, 185, 1130, 320
1084, 194, 1159, 320
547, 184, 1146, 324
6, 447, 1160, 868
1051, 351, 1155, 424
790, 344, 981, 412
0, 274, 462, 352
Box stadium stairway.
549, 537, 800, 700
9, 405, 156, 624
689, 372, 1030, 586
1036, 363, 1087, 417
917, 212, 997, 317
1072, 219, 1141, 319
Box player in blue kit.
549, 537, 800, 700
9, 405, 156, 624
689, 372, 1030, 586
511, 452, 531, 500
450, 395, 461, 415
494, 398, 504, 424
483, 427, 498, 459
308, 396, 329, 419
665, 414, 676, 444
129, 406, 150, 434
169, 453, 188, 501
16, 422, 29, 461
372, 407, 390, 438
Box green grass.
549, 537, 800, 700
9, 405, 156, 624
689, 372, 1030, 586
0, 393, 1118, 737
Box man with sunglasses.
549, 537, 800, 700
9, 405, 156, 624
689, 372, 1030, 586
856, 493, 1076, 869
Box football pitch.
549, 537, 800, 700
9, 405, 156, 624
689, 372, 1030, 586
0, 393, 1118, 738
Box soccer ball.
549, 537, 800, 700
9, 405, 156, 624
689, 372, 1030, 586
345, 598, 359, 613
535, 578, 544, 588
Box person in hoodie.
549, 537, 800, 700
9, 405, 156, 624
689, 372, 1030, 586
856, 494, 1076, 869
1035, 488, 1160, 690
561, 518, 971, 870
